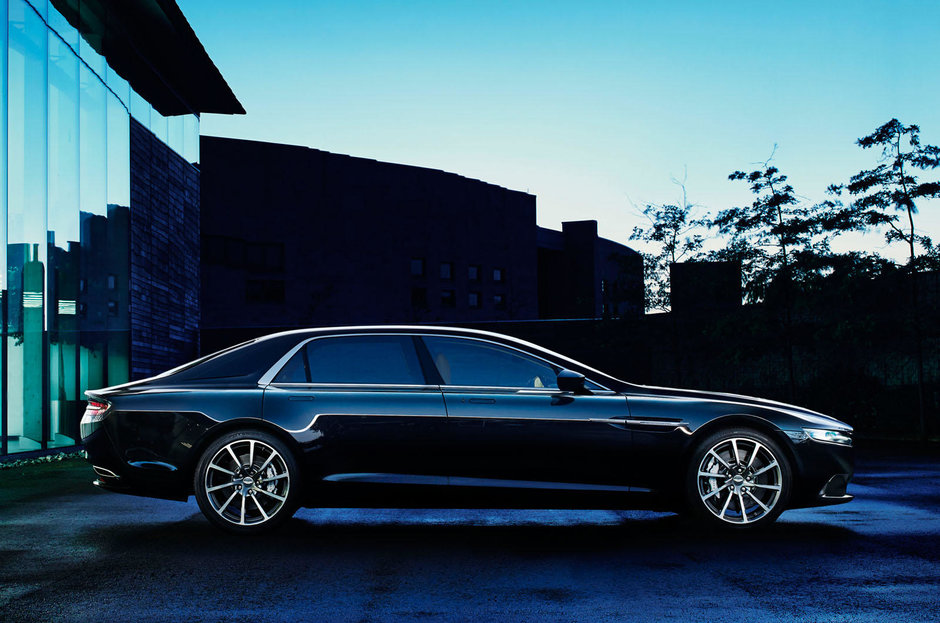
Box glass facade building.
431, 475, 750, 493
1, 0, 239, 456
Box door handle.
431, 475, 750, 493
468, 398, 495, 404
288, 396, 315, 401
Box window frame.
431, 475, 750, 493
265, 334, 436, 388
418, 335, 611, 393
260, 332, 613, 392
439, 261, 454, 280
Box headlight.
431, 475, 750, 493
803, 428, 852, 446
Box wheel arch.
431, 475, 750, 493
184, 418, 303, 492
681, 414, 799, 480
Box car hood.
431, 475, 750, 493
626, 384, 852, 431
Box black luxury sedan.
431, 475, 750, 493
81, 326, 854, 533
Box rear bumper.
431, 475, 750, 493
82, 426, 190, 502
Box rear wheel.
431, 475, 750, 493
194, 430, 301, 534
685, 428, 791, 528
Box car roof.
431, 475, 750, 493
251, 325, 626, 388
135, 325, 628, 391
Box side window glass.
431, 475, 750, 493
274, 336, 425, 385
423, 337, 558, 389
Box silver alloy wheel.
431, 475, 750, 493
696, 437, 783, 525
203, 439, 291, 527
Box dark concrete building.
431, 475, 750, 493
199, 137, 643, 336
538, 221, 643, 319
200, 136, 538, 332
0, 0, 241, 457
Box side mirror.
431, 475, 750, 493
557, 369, 587, 394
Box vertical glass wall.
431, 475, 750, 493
1, 0, 200, 455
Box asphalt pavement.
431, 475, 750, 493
1, 452, 939, 622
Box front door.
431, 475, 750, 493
419, 335, 632, 488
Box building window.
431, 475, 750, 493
107, 274, 116, 290
245, 279, 285, 304
440, 262, 453, 280
469, 292, 481, 309
493, 294, 506, 310
410, 258, 425, 277
600, 279, 607, 293
468, 265, 480, 281
493, 268, 504, 282
107, 301, 118, 316
441, 289, 456, 308
411, 287, 428, 308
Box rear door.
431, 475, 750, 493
262, 334, 448, 483
420, 335, 632, 488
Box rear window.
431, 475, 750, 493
274, 335, 425, 385
160, 334, 306, 384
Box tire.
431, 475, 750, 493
194, 429, 302, 534
685, 427, 791, 529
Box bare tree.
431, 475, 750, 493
629, 175, 709, 312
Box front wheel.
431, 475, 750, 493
194, 430, 301, 534
685, 428, 791, 528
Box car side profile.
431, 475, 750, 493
81, 326, 854, 533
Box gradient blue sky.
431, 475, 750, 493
180, 0, 940, 259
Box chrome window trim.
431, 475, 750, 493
258, 331, 613, 392
268, 382, 440, 391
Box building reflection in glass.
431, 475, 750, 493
1, 0, 198, 455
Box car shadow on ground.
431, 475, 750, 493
86, 510, 860, 565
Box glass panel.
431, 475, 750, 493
46, 0, 78, 49
78, 63, 107, 407
167, 114, 184, 156
275, 336, 425, 385
47, 25, 80, 447
79, 64, 106, 217
105, 90, 129, 387
129, 87, 150, 130
107, 93, 129, 209
182, 114, 199, 165
150, 106, 167, 145
0, 0, 7, 454
105, 65, 129, 108
423, 337, 558, 389
8, 0, 49, 451
76, 0, 105, 79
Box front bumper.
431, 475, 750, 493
787, 435, 855, 509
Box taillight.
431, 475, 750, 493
80, 399, 111, 439
85, 400, 110, 418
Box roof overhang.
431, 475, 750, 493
50, 0, 245, 116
